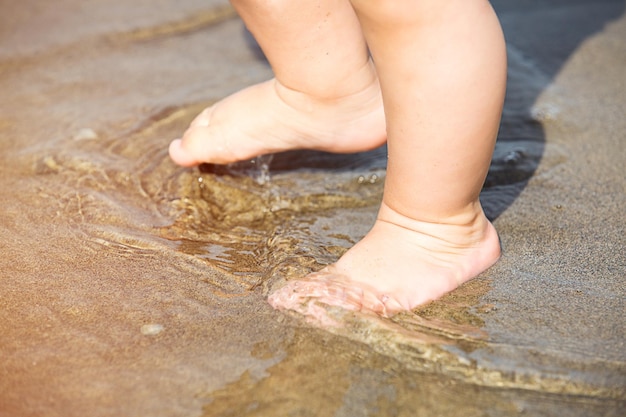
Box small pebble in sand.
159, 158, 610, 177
73, 128, 98, 141
140, 323, 164, 336
42, 156, 60, 171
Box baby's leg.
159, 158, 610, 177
269, 0, 507, 318
169, 0, 386, 166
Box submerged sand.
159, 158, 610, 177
1, 0, 624, 416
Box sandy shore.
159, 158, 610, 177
1, 0, 624, 416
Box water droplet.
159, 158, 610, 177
503, 149, 525, 165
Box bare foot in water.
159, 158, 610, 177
268, 202, 501, 320
169, 0, 507, 322
169, 62, 386, 166
264, 0, 508, 321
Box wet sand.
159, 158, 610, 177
1, 0, 624, 416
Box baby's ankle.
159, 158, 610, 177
275, 58, 379, 102
377, 200, 494, 246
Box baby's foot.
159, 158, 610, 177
169, 62, 386, 166
268, 202, 501, 320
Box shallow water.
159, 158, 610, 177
1, 1, 625, 416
